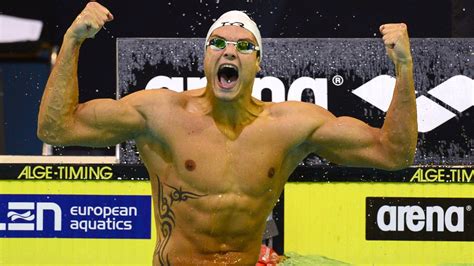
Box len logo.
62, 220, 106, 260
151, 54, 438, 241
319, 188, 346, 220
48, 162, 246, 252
0, 202, 62, 231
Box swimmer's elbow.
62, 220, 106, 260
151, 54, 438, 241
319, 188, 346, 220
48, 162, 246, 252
37, 120, 49, 143
37, 118, 50, 143
37, 120, 71, 146
397, 150, 416, 170
381, 147, 416, 171
383, 158, 412, 171
37, 126, 65, 146
376, 132, 417, 170
37, 130, 53, 145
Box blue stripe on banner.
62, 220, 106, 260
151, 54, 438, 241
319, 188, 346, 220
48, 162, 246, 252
0, 194, 151, 239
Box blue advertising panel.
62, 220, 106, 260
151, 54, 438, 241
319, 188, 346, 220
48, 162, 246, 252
0, 194, 151, 239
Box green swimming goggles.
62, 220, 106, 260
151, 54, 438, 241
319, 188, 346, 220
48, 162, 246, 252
206, 37, 260, 54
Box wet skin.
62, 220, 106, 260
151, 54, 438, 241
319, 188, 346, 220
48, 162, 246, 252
37, 2, 417, 265
135, 87, 333, 264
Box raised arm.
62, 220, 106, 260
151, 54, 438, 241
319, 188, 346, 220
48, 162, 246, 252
37, 2, 145, 147
308, 23, 417, 170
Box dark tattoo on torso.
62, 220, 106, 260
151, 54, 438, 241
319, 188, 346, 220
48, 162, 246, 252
155, 175, 207, 265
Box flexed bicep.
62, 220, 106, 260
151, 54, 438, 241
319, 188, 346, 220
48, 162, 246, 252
68, 97, 146, 147
309, 116, 404, 170
37, 1, 136, 147
304, 23, 416, 170
39, 96, 146, 147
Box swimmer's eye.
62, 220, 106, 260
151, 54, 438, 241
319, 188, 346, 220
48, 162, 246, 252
207, 37, 259, 54
209, 37, 227, 50
236, 41, 255, 53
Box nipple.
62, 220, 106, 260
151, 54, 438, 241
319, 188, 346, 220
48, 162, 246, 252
268, 167, 275, 178
185, 160, 196, 171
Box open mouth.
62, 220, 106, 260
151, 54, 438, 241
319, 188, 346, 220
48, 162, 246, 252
217, 64, 239, 89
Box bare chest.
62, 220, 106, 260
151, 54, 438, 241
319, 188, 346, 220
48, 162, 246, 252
139, 110, 302, 196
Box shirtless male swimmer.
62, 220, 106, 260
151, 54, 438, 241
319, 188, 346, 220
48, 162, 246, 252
38, 2, 417, 265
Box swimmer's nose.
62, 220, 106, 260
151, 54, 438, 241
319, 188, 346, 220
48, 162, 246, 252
223, 52, 236, 60
223, 43, 237, 60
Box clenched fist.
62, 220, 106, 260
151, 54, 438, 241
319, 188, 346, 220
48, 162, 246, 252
65, 2, 114, 44
379, 23, 412, 65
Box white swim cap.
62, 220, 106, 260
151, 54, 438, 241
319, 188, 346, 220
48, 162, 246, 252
205, 10, 262, 62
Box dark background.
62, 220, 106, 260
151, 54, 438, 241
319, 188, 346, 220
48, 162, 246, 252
0, 0, 472, 154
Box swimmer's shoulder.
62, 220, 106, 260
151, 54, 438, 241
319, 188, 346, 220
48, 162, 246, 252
263, 100, 334, 121
120, 87, 186, 108
182, 88, 206, 97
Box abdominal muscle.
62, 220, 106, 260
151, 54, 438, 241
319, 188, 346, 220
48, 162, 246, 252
151, 188, 269, 265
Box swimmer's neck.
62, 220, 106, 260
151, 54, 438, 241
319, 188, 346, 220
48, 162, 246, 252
203, 87, 263, 137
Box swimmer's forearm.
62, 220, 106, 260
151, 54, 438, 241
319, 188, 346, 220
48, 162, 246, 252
39, 2, 114, 144
37, 35, 82, 143
381, 60, 417, 167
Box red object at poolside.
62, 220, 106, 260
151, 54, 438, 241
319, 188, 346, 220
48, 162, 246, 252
257, 244, 280, 266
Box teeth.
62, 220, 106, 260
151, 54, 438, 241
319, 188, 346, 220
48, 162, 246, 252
221, 64, 237, 70
227, 80, 231, 83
